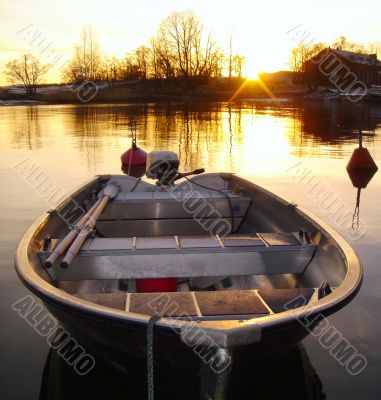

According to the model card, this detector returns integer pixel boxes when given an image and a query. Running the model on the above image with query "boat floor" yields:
[75,288,315,320]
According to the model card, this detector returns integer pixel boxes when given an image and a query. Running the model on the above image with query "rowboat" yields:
[15,151,362,399]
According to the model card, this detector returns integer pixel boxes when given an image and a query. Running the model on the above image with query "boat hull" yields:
[38,290,342,391]
[42,298,315,398]
[15,173,362,399]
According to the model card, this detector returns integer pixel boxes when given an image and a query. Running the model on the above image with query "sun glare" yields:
[246,71,260,81]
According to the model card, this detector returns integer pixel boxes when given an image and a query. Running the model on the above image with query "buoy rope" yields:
[147,314,161,400]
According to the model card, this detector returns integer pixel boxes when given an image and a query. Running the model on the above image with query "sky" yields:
[0,0,380,85]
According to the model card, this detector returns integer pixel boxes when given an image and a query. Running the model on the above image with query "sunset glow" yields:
[1,0,381,85]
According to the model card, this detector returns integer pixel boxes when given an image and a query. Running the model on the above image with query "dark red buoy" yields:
[346,147,378,173]
[347,167,377,189]
[346,129,378,175]
[346,130,378,233]
[121,122,147,178]
[121,144,147,177]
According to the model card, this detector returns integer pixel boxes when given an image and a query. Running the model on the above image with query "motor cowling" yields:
[145,150,180,185]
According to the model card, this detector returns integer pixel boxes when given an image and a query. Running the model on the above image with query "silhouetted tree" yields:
[4,54,50,95]
[63,27,101,83]
[228,34,233,79]
[288,42,326,74]
[209,50,225,77]
[232,54,245,78]
[332,36,367,53]
[152,11,216,79]
[227,34,245,79]
[134,46,151,78]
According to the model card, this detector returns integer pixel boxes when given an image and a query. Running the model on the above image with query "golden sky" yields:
[0,0,380,85]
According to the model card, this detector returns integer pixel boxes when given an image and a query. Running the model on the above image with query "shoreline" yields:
[1,80,380,106]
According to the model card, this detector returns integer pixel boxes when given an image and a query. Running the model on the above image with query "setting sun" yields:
[1,0,381,85]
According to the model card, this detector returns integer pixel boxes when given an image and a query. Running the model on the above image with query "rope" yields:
[147,314,161,400]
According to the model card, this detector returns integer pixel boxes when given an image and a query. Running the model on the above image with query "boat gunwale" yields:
[14,173,363,346]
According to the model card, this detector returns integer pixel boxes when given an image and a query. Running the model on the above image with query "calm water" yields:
[0,101,380,399]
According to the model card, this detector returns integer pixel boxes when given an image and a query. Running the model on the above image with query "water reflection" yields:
[2,101,381,175]
[346,130,379,231]
[9,106,42,150]
[1,101,380,400]
[39,344,324,400]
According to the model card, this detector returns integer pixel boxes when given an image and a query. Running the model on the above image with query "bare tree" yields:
[118,53,140,80]
[332,36,367,53]
[63,27,101,83]
[4,54,50,95]
[228,34,233,79]
[209,50,225,78]
[367,41,381,59]
[99,55,113,87]
[288,42,326,74]
[232,54,245,78]
[226,34,245,78]
[134,46,151,78]
[153,11,216,79]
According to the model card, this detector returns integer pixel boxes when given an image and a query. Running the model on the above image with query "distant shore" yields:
[1,78,380,106]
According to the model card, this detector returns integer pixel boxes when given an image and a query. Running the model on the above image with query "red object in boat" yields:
[136,278,178,293]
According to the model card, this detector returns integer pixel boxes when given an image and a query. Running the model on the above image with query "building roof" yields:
[331,48,381,66]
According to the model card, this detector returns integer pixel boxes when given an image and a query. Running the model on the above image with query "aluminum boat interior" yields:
[32,173,356,322]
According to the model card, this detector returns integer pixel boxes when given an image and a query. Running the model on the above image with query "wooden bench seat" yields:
[75,288,315,320]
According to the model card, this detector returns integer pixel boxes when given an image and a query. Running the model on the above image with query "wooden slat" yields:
[179,236,221,248]
[258,288,314,313]
[135,236,177,250]
[75,293,127,311]
[195,290,269,316]
[129,292,197,317]
[73,288,316,317]
[258,233,300,246]
[222,235,265,247]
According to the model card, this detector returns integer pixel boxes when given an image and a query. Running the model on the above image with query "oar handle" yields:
[60,196,110,268]
[44,198,102,268]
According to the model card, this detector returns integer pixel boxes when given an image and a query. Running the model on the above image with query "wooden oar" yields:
[60,183,120,269]
[44,198,102,268]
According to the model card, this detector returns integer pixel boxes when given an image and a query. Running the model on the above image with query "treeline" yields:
[288,35,381,74]
[63,11,245,85]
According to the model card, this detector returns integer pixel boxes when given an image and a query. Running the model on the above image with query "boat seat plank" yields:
[73,288,315,318]
[87,238,133,251]
[222,236,266,247]
[75,293,127,311]
[258,288,314,313]
[129,292,197,317]
[179,236,221,248]
[258,233,301,246]
[136,236,178,250]
[195,290,269,316]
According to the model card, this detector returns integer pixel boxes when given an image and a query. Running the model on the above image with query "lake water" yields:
[0,101,380,399]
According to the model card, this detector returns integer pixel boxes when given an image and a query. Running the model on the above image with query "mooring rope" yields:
[147,314,161,400]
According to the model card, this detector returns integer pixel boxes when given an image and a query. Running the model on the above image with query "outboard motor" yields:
[145,150,205,186]
[145,150,180,185]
